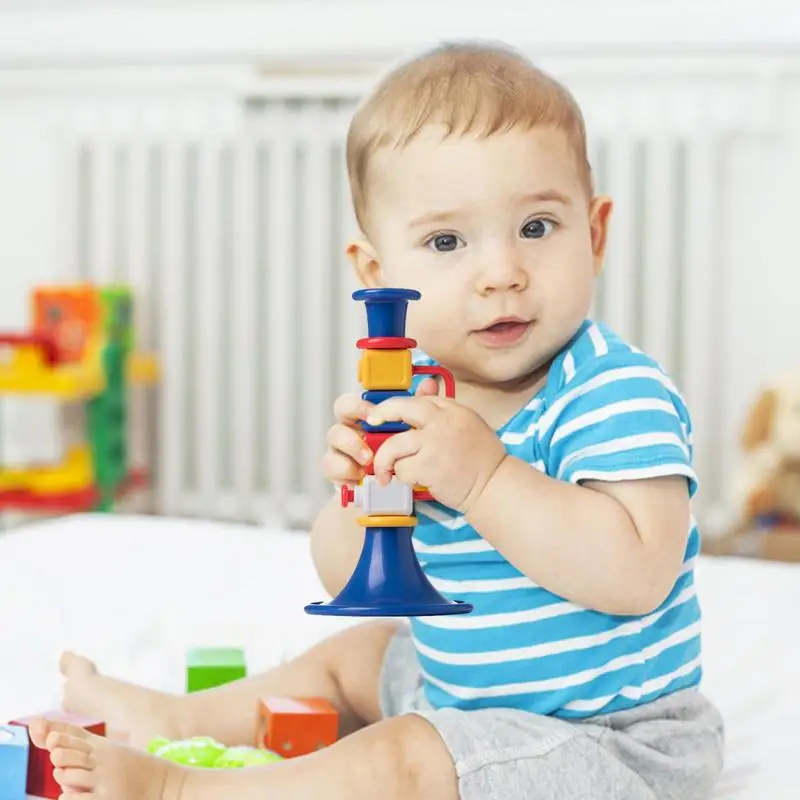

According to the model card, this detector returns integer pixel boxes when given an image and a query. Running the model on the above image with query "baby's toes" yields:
[46,726,92,752]
[48,732,97,791]
[51,743,95,770]
[53,764,95,791]
[28,717,50,748]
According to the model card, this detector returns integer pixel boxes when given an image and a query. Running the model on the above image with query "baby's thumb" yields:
[415,378,439,397]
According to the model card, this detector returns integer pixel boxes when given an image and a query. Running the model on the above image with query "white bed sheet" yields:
[0,513,797,798]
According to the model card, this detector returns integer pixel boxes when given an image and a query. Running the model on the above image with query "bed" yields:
[0,513,796,798]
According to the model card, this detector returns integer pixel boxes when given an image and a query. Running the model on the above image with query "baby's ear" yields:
[346,237,382,288]
[589,195,613,276]
[741,389,777,450]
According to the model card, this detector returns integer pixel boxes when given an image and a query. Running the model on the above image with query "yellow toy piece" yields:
[128,353,159,385]
[0,445,93,494]
[0,336,104,398]
[357,514,418,528]
[357,349,412,390]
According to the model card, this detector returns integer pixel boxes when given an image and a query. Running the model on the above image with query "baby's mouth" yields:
[475,318,532,346]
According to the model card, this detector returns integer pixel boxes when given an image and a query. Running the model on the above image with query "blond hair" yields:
[346,41,593,231]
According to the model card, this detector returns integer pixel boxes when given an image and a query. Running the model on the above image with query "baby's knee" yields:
[320,621,404,720]
[368,714,459,799]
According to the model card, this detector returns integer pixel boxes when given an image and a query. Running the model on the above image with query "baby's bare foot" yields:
[60,651,105,719]
[60,651,183,748]
[60,650,97,679]
[30,717,185,800]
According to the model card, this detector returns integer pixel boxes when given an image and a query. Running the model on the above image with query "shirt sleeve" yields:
[410,348,438,394]
[538,350,698,496]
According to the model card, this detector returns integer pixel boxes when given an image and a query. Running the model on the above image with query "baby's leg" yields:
[32,710,459,800]
[61,652,181,746]
[405,690,723,800]
[62,620,399,748]
[178,619,399,745]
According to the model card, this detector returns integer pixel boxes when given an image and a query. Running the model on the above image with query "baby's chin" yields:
[450,353,552,392]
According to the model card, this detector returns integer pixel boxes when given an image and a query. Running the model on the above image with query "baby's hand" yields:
[321,393,375,485]
[321,381,441,486]
[365,386,507,512]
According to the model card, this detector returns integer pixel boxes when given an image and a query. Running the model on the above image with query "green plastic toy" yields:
[147,736,282,769]
[186,647,247,693]
[147,736,226,767]
[215,747,283,768]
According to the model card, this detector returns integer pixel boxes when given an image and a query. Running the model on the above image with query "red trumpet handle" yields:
[412,365,455,398]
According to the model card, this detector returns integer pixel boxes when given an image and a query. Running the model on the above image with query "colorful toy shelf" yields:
[0,283,159,514]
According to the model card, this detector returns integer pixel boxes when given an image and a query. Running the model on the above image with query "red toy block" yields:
[362,431,393,475]
[10,711,105,798]
[257,697,338,758]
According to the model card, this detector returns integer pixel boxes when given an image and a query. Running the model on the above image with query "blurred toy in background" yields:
[0,282,158,514]
[734,375,800,530]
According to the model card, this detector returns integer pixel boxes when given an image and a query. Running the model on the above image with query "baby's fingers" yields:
[320,451,365,484]
[326,424,373,466]
[415,377,440,397]
[333,393,374,426]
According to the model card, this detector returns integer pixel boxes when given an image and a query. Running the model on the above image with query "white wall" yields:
[721,126,800,492]
[0,0,797,527]
[1,1,800,68]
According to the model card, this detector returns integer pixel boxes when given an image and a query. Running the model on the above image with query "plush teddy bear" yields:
[735,376,800,527]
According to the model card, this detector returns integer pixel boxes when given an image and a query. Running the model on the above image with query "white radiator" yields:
[52,64,769,528]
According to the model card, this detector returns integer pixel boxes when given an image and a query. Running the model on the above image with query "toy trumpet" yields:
[305,288,472,616]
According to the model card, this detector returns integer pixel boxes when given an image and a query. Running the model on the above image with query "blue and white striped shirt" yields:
[411,319,702,719]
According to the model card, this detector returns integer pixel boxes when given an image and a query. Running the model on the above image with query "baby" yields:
[31,41,724,800]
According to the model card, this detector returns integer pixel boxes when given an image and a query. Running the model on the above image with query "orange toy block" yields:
[10,710,106,799]
[32,284,102,363]
[258,697,338,758]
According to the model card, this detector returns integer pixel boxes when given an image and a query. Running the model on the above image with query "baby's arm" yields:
[466,467,689,615]
[310,494,366,598]
[466,353,695,616]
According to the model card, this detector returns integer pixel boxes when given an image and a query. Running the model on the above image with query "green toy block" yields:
[186,647,247,693]
[99,285,134,351]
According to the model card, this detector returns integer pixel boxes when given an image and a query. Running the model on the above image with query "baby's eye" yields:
[425,233,464,252]
[520,218,557,239]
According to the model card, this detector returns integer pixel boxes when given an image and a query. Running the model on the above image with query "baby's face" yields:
[356,126,611,387]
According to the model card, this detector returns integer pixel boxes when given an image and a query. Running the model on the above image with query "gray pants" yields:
[380,625,724,800]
